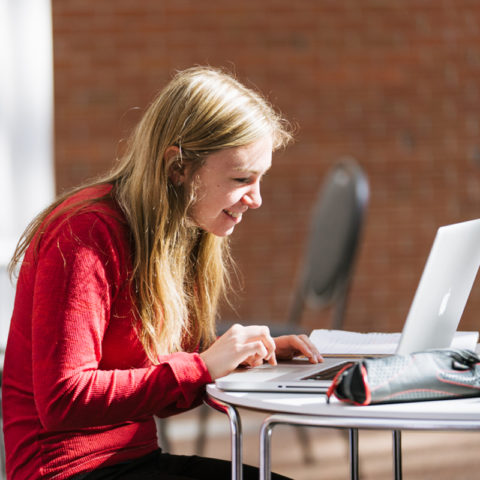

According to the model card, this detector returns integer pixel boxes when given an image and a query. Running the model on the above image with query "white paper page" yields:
[451,331,480,350]
[309,329,479,355]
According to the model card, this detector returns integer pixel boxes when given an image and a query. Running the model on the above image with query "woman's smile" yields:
[184,136,273,236]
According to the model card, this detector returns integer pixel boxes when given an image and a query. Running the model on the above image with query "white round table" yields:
[206,384,480,480]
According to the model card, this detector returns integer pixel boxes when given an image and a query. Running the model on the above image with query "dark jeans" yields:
[70,449,291,480]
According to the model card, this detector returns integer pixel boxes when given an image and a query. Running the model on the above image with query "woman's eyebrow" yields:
[232,164,272,175]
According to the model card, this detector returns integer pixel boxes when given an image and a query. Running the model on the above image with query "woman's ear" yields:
[164,146,185,186]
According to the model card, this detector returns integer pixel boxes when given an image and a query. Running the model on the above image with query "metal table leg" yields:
[204,396,243,480]
[349,428,359,480]
[260,418,274,480]
[393,429,402,480]
[260,416,360,480]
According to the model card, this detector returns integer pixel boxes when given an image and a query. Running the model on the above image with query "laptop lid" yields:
[216,219,480,393]
[396,218,480,354]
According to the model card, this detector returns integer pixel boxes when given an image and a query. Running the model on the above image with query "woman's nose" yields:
[241,183,262,209]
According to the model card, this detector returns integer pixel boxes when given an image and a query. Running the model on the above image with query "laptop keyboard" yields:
[302,361,352,381]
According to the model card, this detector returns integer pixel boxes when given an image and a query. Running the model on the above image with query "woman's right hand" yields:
[199,324,277,380]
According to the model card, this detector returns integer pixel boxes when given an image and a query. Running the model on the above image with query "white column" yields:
[0,0,54,348]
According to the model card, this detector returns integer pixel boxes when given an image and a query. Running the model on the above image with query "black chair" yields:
[286,157,369,332]
[158,158,370,458]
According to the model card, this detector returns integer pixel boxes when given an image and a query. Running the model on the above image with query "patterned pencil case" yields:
[326,349,480,405]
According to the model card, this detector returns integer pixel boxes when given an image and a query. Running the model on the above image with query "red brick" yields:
[51,0,480,334]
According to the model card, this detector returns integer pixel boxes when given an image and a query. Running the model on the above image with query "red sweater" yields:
[2,185,212,479]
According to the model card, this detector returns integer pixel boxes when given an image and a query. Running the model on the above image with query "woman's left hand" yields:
[274,334,323,364]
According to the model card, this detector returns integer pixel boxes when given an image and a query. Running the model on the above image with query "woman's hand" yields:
[274,334,323,364]
[200,324,277,380]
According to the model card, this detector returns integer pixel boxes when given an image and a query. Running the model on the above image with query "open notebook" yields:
[216,218,480,393]
[308,329,479,357]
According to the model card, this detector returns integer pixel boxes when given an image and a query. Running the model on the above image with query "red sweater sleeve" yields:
[31,211,212,431]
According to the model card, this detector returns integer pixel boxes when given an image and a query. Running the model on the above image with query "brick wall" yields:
[52,0,480,334]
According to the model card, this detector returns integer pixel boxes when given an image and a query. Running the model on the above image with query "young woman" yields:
[3,66,322,479]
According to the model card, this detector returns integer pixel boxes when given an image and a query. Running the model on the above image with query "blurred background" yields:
[50,0,480,333]
[3,0,480,350]
[3,1,480,479]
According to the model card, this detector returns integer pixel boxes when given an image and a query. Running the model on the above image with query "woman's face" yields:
[185,136,273,237]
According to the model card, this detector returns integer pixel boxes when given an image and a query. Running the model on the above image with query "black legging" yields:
[70,449,292,480]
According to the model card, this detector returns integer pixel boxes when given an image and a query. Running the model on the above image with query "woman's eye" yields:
[234,177,251,184]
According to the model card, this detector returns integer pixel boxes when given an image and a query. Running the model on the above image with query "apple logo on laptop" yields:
[438,288,452,316]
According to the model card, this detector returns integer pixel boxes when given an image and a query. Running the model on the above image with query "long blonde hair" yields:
[10,66,293,362]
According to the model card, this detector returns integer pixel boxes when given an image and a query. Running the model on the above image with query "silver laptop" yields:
[215,218,480,393]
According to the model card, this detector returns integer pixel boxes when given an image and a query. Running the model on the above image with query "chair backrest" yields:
[288,158,369,330]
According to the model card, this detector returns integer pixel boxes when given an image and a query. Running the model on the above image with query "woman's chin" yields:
[213,227,235,237]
